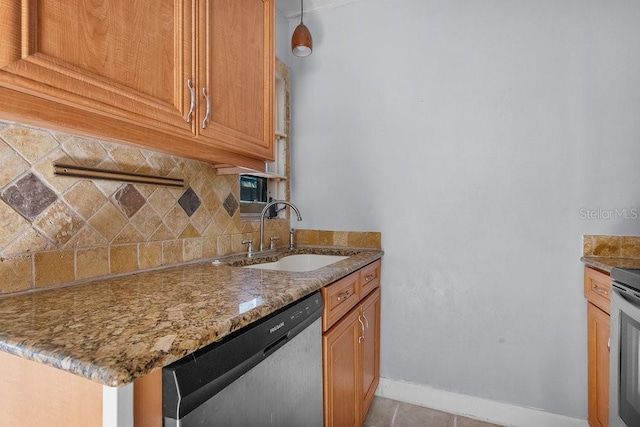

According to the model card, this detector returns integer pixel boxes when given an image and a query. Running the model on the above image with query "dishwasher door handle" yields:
[264,334,290,357]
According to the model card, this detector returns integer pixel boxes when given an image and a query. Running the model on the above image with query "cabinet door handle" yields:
[336,290,351,302]
[364,274,375,283]
[201,87,211,129]
[592,284,609,296]
[186,79,195,123]
[358,315,365,344]
[362,312,369,332]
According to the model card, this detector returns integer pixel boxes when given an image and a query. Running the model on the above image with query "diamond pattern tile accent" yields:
[1,173,58,220]
[115,184,146,218]
[164,206,190,237]
[146,153,177,176]
[189,206,211,234]
[0,200,30,248]
[93,158,122,197]
[189,171,209,197]
[0,140,30,188]
[178,187,201,217]
[63,224,108,249]
[113,223,145,244]
[88,203,129,242]
[31,148,76,193]
[179,224,200,238]
[62,136,107,167]
[0,125,58,164]
[33,200,84,247]
[3,227,51,255]
[109,146,146,172]
[64,181,107,220]
[131,204,163,239]
[223,193,239,217]
[0,119,288,294]
[176,158,202,182]
[148,188,176,217]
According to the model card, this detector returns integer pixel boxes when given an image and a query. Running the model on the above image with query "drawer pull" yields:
[336,290,352,302]
[592,284,609,296]
[364,274,375,283]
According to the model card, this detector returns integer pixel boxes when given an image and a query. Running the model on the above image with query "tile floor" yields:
[364,397,504,427]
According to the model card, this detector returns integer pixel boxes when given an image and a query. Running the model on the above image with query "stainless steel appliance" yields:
[163,291,324,427]
[609,268,640,427]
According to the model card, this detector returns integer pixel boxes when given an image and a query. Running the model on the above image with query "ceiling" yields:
[276,0,357,19]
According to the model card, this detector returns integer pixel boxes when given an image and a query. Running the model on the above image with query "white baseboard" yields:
[376,378,588,427]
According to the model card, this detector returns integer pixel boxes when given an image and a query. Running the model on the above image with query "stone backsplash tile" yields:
[115,184,146,218]
[76,247,109,280]
[178,187,201,217]
[0,119,291,295]
[0,256,32,294]
[0,140,30,188]
[583,235,640,258]
[0,199,29,248]
[1,172,58,220]
[620,236,640,258]
[34,250,74,288]
[295,229,382,249]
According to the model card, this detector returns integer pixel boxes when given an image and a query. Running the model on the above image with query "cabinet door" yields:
[361,288,381,419]
[587,302,609,427]
[198,0,274,160]
[0,0,193,134]
[323,308,361,427]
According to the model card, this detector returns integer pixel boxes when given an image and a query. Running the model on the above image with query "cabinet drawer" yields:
[322,272,360,332]
[359,260,381,298]
[584,267,611,315]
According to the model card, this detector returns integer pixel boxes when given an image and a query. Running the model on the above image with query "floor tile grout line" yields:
[389,401,400,427]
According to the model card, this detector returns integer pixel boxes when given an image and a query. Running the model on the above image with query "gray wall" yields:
[286,0,640,419]
[275,8,292,68]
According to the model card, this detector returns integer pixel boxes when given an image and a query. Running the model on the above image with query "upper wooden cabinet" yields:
[0,0,193,135]
[0,0,274,168]
[198,0,274,159]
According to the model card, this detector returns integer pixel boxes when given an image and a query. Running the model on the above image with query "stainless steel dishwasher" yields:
[162,291,323,427]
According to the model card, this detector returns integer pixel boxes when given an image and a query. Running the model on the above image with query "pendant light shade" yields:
[292,0,312,57]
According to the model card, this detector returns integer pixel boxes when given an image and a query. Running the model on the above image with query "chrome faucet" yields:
[241,239,253,258]
[259,200,302,251]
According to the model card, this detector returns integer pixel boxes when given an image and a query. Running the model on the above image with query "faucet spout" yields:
[259,200,302,251]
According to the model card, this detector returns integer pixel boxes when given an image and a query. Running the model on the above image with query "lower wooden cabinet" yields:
[0,350,103,426]
[323,305,361,427]
[322,260,381,427]
[134,369,163,427]
[361,289,381,419]
[587,302,610,427]
[584,267,611,427]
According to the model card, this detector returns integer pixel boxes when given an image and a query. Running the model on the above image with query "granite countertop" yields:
[0,247,382,387]
[581,256,640,273]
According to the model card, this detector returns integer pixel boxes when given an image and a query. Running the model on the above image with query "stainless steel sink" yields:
[243,254,349,272]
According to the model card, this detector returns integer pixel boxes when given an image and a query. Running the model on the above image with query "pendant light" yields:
[291,0,313,57]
